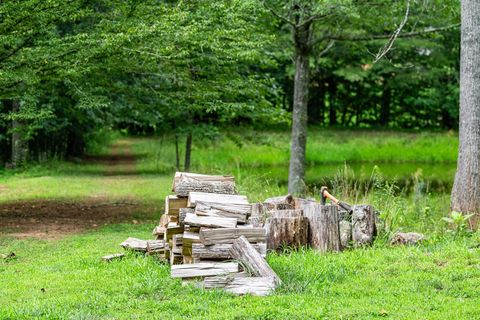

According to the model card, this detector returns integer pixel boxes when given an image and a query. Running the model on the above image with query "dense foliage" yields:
[0,0,460,166]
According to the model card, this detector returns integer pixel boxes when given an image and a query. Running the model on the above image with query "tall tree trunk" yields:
[288,23,311,195]
[11,100,27,168]
[451,0,480,229]
[184,132,192,172]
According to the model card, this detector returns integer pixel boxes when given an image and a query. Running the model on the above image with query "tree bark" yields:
[184,132,192,172]
[451,0,480,229]
[11,100,27,168]
[288,23,311,195]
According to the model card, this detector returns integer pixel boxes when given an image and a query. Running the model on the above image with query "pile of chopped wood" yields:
[115,171,379,296]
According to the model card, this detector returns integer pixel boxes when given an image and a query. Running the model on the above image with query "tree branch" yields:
[263,2,295,26]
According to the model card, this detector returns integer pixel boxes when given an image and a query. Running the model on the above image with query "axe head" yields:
[320,186,328,205]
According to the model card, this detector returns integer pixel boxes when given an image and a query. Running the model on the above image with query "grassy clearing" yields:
[1,225,479,319]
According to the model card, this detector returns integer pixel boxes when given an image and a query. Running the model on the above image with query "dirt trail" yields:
[0,140,149,239]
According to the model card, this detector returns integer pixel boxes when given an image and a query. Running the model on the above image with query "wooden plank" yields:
[188,192,248,208]
[352,205,377,246]
[199,227,266,245]
[192,243,266,260]
[120,237,147,251]
[304,204,341,252]
[184,213,237,228]
[195,201,250,224]
[102,253,125,262]
[204,276,276,296]
[171,262,239,278]
[173,172,236,197]
[229,236,281,285]
[265,216,308,251]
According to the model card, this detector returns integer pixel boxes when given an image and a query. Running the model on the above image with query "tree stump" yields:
[303,204,341,252]
[352,205,376,246]
[265,216,308,251]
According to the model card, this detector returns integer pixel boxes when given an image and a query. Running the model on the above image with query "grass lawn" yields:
[1,129,479,319]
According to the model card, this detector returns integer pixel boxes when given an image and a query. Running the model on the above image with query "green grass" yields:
[1,226,479,319]
[1,129,475,319]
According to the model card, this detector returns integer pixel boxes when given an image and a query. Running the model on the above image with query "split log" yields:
[200,227,266,245]
[170,253,183,265]
[303,204,341,252]
[159,214,170,227]
[165,195,188,215]
[264,194,295,210]
[182,231,201,257]
[248,203,266,226]
[352,205,377,246]
[184,213,237,228]
[102,253,125,262]
[120,237,148,251]
[195,201,250,224]
[265,216,308,251]
[192,243,266,260]
[165,223,184,241]
[147,240,165,253]
[339,220,352,249]
[188,192,248,208]
[229,236,281,285]
[172,172,236,197]
[179,208,194,226]
[171,262,239,278]
[390,232,425,245]
[204,276,276,296]
[152,226,166,237]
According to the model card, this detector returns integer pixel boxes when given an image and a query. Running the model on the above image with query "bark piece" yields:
[303,204,341,252]
[200,227,266,245]
[265,216,308,251]
[195,201,250,224]
[184,213,237,228]
[173,172,236,197]
[192,243,266,260]
[339,220,352,249]
[204,275,276,296]
[390,232,425,245]
[229,236,281,285]
[352,205,377,246]
[188,192,248,207]
[102,253,125,262]
[171,262,239,278]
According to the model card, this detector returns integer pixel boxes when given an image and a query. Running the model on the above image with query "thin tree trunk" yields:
[328,79,337,126]
[451,0,480,229]
[11,100,27,168]
[175,134,180,171]
[288,23,311,195]
[380,82,391,126]
[184,132,192,172]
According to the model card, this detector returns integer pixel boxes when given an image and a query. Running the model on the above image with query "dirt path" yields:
[0,140,150,239]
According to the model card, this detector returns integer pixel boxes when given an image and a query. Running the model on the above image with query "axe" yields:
[320,186,353,214]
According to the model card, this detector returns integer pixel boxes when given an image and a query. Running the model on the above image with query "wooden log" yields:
[192,243,267,260]
[165,223,184,241]
[184,213,237,228]
[303,204,341,252]
[339,220,352,249]
[248,203,266,226]
[179,208,194,226]
[159,213,170,227]
[203,275,275,296]
[265,216,308,251]
[172,172,236,197]
[195,201,250,224]
[264,194,294,210]
[188,192,248,208]
[120,237,147,251]
[200,227,266,245]
[352,205,377,246]
[102,253,125,262]
[165,195,188,215]
[229,236,281,285]
[182,231,201,257]
[152,226,166,236]
[171,262,239,278]
[147,240,165,253]
[271,209,303,218]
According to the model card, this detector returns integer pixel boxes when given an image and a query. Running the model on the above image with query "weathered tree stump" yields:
[352,205,376,246]
[303,204,341,252]
[265,216,308,251]
[339,220,352,249]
